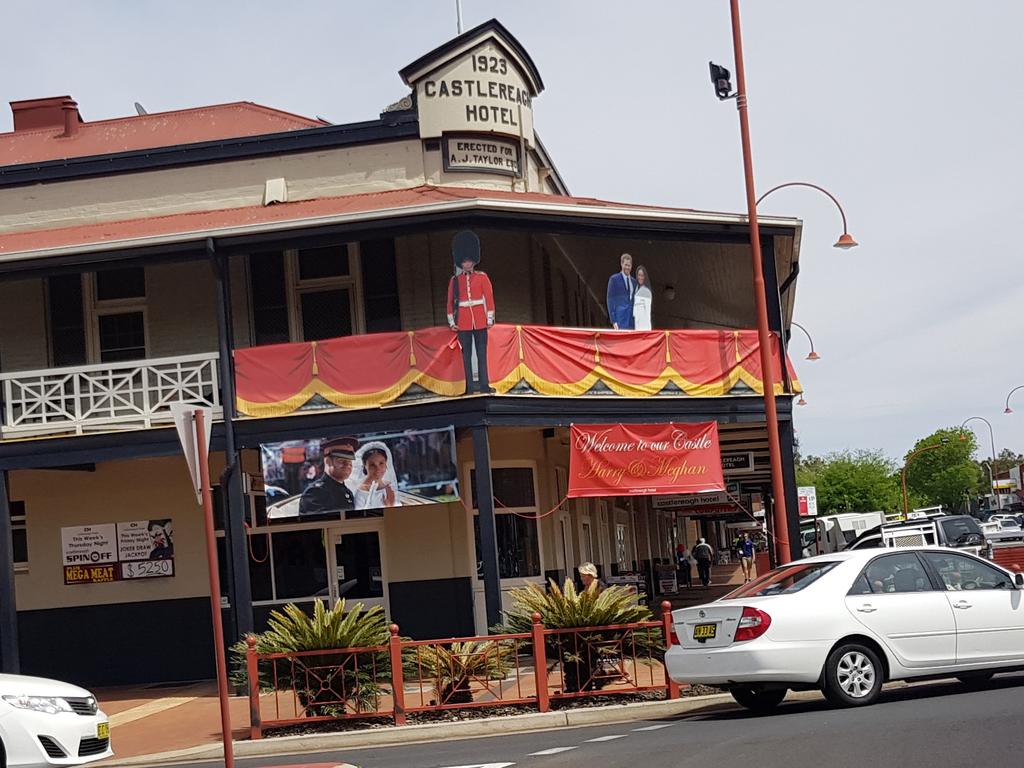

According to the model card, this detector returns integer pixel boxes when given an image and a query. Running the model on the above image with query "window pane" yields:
[474,515,540,579]
[725,562,839,599]
[96,267,146,301]
[13,530,27,564]
[360,239,401,333]
[98,312,146,362]
[863,553,931,593]
[298,246,350,280]
[923,552,1013,591]
[47,275,87,366]
[248,534,274,601]
[335,532,383,599]
[272,530,328,600]
[250,252,290,346]
[300,289,352,341]
[470,467,536,509]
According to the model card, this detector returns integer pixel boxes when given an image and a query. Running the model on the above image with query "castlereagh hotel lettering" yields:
[423,77,532,127]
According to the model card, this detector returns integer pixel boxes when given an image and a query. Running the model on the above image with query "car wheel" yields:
[729,686,787,713]
[956,672,994,687]
[822,643,883,707]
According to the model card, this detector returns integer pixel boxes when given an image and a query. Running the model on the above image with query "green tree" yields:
[904,428,982,512]
[796,450,902,515]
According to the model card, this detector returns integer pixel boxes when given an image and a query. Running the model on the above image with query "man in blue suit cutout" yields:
[606,252,637,330]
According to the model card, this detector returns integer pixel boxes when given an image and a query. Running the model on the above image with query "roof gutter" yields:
[0,197,802,263]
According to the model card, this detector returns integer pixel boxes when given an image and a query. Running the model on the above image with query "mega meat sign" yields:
[568,423,725,498]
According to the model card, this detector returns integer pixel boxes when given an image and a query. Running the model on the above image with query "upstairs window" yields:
[248,240,401,346]
[46,267,148,366]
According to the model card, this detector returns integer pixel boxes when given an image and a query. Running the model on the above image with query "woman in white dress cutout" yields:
[632,265,653,331]
[349,441,401,509]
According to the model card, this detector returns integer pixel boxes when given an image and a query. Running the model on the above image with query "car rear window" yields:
[939,517,983,544]
[722,561,839,599]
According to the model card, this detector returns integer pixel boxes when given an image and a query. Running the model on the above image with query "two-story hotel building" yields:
[0,20,805,686]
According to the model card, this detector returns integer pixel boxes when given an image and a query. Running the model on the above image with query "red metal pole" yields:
[195,409,235,768]
[246,637,261,740]
[531,612,549,713]
[388,624,407,725]
[730,0,791,565]
[660,601,680,699]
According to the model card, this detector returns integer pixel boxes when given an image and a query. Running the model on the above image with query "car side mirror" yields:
[1014,573,1024,589]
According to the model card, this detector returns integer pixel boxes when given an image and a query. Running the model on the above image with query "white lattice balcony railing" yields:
[0,352,222,437]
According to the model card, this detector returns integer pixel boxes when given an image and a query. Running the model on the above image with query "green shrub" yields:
[230,599,391,716]
[411,640,512,705]
[500,579,663,693]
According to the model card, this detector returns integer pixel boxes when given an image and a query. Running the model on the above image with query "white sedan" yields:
[666,547,1024,712]
[0,674,112,767]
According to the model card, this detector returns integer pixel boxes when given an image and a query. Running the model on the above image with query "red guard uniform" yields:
[446,270,495,330]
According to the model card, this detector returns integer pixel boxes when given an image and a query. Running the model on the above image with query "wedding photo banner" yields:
[568,422,725,498]
[259,426,459,523]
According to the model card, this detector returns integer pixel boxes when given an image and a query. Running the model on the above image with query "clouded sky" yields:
[3,1,1023,462]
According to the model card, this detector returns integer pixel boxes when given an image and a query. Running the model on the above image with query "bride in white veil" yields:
[348,441,401,509]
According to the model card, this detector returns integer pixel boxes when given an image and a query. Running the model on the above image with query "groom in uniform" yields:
[606,252,637,330]
[299,436,358,517]
[447,230,496,394]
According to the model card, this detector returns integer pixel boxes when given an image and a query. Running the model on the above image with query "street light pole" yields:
[1004,385,1024,414]
[729,0,791,564]
[790,322,820,361]
[961,416,1001,510]
[755,181,858,249]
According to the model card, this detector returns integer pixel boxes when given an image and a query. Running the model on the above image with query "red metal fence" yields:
[246,602,679,738]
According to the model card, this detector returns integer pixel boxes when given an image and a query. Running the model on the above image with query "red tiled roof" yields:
[0,185,733,257]
[0,102,326,166]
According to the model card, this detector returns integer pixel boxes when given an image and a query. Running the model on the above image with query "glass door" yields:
[329,527,386,612]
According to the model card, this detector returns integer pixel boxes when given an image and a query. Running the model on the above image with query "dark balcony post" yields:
[0,471,20,672]
[760,236,792,393]
[209,240,253,639]
[472,425,502,630]
[777,418,802,562]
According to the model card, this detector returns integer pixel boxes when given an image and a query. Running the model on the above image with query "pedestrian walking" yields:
[738,532,755,583]
[675,543,692,588]
[693,538,714,588]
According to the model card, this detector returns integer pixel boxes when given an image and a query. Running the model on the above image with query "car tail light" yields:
[734,607,771,642]
[669,625,680,645]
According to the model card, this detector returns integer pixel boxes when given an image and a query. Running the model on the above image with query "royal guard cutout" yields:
[446,230,496,394]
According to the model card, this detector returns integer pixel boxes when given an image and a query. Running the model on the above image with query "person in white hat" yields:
[578,562,605,593]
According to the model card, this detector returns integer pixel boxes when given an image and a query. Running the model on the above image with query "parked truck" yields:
[802,511,887,557]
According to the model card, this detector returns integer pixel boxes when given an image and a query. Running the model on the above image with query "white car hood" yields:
[0,673,92,698]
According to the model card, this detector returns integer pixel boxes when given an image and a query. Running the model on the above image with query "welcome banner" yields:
[568,423,725,498]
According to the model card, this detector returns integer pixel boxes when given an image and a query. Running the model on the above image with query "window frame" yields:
[919,549,1016,592]
[463,459,544,583]
[10,500,27,572]
[45,270,150,366]
[854,551,940,595]
[86,270,149,363]
[285,244,365,341]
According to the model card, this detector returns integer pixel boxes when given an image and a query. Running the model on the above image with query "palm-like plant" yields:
[230,599,391,716]
[411,640,512,705]
[501,579,662,693]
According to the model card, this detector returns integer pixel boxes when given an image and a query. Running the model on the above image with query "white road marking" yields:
[585,734,629,742]
[529,746,579,755]
[435,764,515,768]
[632,723,675,731]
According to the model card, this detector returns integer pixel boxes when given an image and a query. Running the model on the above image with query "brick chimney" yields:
[10,96,82,135]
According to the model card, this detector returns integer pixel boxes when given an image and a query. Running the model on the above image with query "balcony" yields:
[0,352,221,438]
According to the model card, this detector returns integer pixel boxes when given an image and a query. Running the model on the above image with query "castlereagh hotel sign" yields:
[400,20,545,171]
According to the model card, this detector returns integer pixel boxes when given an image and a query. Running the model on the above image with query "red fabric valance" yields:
[235,324,802,417]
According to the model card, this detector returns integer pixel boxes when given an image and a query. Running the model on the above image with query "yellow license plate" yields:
[97,722,109,740]
[693,623,717,640]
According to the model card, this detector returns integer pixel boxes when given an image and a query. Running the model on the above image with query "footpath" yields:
[95,563,746,767]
